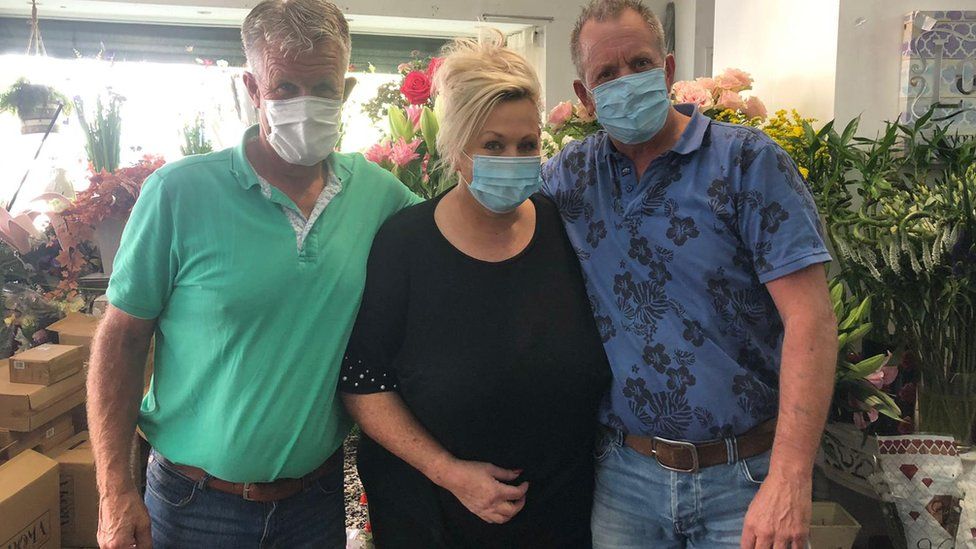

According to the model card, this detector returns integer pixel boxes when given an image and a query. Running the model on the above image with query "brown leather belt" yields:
[624,419,776,473]
[157,447,342,502]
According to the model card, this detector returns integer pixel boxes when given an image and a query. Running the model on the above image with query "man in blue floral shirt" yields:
[542,1,838,548]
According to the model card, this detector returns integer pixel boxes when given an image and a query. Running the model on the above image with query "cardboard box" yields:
[0,414,75,461]
[0,363,86,432]
[47,313,100,353]
[53,431,97,548]
[9,344,85,386]
[0,450,61,549]
[809,501,861,549]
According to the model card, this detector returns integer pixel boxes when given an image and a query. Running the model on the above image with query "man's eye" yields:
[636,59,651,68]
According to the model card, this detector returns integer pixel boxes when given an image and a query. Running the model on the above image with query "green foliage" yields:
[75,92,124,173]
[804,107,976,402]
[180,114,214,157]
[0,78,72,118]
[361,82,403,124]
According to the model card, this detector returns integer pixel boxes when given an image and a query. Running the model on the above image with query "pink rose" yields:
[401,71,432,105]
[695,77,717,93]
[389,138,421,167]
[715,68,753,92]
[364,140,393,164]
[716,90,746,112]
[425,57,444,79]
[405,104,423,129]
[547,101,573,129]
[671,80,714,110]
[742,96,767,119]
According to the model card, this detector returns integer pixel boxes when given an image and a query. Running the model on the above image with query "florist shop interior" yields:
[0,0,975,548]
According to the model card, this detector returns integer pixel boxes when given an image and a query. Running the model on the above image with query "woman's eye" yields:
[484,141,503,151]
[519,142,539,153]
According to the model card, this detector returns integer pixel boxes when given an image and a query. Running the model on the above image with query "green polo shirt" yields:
[107,126,420,482]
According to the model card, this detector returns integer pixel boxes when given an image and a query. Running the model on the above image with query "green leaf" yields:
[837,332,850,350]
[845,322,872,343]
[829,281,844,312]
[838,296,870,331]
[419,106,439,155]
[847,353,889,378]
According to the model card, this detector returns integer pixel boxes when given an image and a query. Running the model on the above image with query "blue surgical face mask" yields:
[466,155,543,214]
[590,68,670,145]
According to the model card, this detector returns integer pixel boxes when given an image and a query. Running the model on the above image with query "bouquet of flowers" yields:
[541,100,601,158]
[671,68,767,121]
[364,105,453,199]
[361,52,443,124]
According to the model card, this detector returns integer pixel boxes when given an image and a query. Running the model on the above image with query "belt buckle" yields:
[652,436,700,473]
[242,482,257,501]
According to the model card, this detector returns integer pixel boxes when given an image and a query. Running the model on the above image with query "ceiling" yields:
[0,0,533,38]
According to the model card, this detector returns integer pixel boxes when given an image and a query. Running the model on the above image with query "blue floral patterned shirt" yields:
[541,104,831,441]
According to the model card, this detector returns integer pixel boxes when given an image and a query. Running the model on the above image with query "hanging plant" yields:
[0,78,71,134]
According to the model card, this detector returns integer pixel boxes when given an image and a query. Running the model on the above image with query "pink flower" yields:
[695,77,717,93]
[742,96,767,119]
[547,101,573,129]
[405,104,423,130]
[672,80,714,110]
[389,138,421,167]
[716,90,747,112]
[364,140,393,164]
[425,57,444,79]
[715,68,753,92]
[397,62,412,74]
[864,355,896,389]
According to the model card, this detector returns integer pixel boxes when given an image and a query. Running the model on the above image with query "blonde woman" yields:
[339,35,610,549]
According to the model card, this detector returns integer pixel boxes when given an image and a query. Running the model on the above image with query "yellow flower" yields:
[799,166,810,179]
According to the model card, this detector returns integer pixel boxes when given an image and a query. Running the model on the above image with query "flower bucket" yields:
[870,435,963,549]
[20,103,60,134]
[809,502,861,549]
[918,376,976,447]
[94,216,125,276]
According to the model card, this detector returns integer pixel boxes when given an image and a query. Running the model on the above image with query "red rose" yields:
[425,57,444,79]
[401,70,432,105]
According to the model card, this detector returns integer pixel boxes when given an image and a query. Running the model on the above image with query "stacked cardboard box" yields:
[48,431,98,548]
[0,450,62,549]
[47,313,100,354]
[9,344,85,386]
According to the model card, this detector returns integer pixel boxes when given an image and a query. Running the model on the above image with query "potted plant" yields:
[180,114,214,157]
[0,78,71,134]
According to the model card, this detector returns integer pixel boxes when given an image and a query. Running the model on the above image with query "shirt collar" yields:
[230,124,352,190]
[599,102,710,160]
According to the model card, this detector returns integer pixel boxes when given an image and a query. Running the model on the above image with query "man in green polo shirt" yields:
[87,1,420,547]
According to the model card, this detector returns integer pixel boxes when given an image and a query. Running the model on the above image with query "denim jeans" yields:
[144,450,345,549]
[591,429,770,549]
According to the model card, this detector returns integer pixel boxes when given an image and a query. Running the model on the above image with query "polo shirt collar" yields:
[229,124,353,190]
[599,102,710,160]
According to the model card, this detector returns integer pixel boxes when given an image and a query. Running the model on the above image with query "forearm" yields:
[770,316,837,476]
[342,391,457,487]
[87,308,154,496]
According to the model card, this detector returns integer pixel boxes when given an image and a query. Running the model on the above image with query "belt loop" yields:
[196,473,211,491]
[725,435,739,465]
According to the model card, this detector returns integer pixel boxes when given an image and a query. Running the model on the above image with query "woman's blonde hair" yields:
[433,31,542,174]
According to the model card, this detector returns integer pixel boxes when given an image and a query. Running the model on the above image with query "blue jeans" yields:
[144,450,345,549]
[591,429,770,548]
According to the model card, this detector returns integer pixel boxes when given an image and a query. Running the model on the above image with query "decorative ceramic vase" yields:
[93,216,125,276]
[871,435,964,548]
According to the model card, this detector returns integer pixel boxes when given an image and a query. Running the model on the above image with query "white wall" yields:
[834,0,976,137]
[712,0,840,123]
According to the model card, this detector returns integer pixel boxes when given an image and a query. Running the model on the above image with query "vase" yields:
[819,422,881,499]
[870,435,964,549]
[93,216,125,276]
[918,377,976,447]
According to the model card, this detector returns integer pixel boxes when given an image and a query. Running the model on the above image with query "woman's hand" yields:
[439,459,529,524]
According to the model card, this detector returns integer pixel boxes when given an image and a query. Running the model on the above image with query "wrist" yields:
[425,453,460,490]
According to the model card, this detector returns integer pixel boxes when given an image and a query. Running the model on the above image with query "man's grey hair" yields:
[241,0,351,72]
[570,0,666,80]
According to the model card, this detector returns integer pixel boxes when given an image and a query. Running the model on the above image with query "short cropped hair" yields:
[570,0,666,80]
[433,31,542,174]
[241,0,351,72]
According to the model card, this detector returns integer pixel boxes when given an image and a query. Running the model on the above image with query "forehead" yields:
[578,11,661,66]
[259,41,347,82]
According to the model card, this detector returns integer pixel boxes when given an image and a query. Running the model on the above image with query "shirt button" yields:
[622,168,631,175]
[626,185,634,192]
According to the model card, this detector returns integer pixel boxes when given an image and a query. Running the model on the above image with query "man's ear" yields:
[342,76,358,103]
[573,80,595,117]
[665,53,676,92]
[243,71,261,110]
